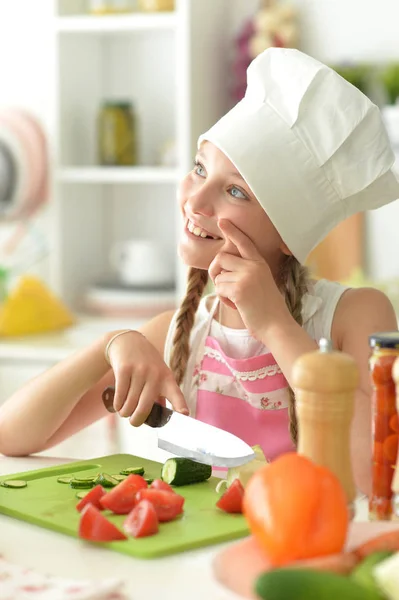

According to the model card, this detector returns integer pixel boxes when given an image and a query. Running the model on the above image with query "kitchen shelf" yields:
[55,13,177,33]
[57,166,180,184]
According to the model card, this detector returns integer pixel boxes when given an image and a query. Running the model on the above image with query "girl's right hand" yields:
[106,330,189,426]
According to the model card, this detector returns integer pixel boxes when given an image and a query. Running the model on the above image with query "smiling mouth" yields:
[186,219,221,240]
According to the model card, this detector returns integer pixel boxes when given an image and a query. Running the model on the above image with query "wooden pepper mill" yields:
[292,338,359,518]
[391,356,399,521]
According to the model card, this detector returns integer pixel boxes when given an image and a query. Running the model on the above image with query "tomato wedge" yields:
[76,485,106,512]
[150,479,174,493]
[100,474,147,514]
[135,488,185,522]
[124,499,159,538]
[78,504,126,542]
[216,479,244,513]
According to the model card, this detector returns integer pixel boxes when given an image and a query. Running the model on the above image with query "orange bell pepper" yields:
[243,452,349,567]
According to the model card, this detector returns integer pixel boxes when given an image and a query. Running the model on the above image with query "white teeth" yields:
[187,220,216,239]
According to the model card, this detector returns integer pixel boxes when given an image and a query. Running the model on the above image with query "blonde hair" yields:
[169,257,310,445]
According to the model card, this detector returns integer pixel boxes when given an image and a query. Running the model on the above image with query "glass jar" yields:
[97,101,137,166]
[369,332,399,520]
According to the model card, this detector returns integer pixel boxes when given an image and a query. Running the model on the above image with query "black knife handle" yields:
[102,386,173,428]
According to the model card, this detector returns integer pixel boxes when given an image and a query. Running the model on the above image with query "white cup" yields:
[110,239,174,287]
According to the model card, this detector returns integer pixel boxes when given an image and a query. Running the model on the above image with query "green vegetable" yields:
[119,466,145,476]
[144,478,154,485]
[161,457,212,486]
[57,476,73,484]
[93,473,118,488]
[111,474,126,482]
[1,479,27,488]
[373,551,399,599]
[75,490,89,500]
[69,479,94,489]
[351,550,393,599]
[255,569,381,600]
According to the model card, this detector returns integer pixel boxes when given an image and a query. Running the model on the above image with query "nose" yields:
[187,185,214,218]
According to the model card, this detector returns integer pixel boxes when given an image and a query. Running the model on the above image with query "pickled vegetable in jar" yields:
[369,332,399,521]
[97,101,137,166]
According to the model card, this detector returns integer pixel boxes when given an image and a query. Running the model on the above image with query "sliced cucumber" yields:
[161,458,212,486]
[1,479,27,488]
[120,466,145,476]
[57,476,73,484]
[94,473,118,488]
[76,490,89,500]
[144,478,154,485]
[111,474,126,482]
[73,475,98,483]
[70,479,94,489]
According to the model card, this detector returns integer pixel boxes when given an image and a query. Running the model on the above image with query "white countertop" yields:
[0,454,369,600]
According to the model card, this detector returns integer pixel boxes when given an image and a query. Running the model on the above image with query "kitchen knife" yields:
[102,386,255,468]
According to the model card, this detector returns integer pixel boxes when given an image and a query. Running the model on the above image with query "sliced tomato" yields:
[100,474,147,514]
[135,488,185,522]
[123,499,159,538]
[216,479,244,513]
[150,479,174,493]
[76,484,106,512]
[78,504,126,542]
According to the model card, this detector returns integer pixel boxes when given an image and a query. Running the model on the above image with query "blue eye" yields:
[230,186,247,199]
[194,162,206,177]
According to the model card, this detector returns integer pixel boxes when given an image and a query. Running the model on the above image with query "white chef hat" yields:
[198,48,399,263]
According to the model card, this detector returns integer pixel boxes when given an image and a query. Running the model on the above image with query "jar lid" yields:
[369,332,399,349]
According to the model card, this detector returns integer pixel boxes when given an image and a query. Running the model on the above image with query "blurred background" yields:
[0,0,398,458]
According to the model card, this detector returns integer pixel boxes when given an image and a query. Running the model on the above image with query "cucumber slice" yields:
[57,476,73,484]
[120,466,145,476]
[70,479,94,489]
[144,478,154,485]
[161,458,212,486]
[1,479,27,488]
[76,490,89,500]
[94,473,118,488]
[74,475,98,483]
[111,474,126,482]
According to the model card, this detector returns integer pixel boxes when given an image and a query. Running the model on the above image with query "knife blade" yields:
[102,386,255,468]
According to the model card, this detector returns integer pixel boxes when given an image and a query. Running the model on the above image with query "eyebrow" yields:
[196,151,246,181]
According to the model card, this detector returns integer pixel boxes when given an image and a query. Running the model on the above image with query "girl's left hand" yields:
[208,219,290,339]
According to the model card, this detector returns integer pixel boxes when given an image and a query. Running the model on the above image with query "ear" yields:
[280,241,292,256]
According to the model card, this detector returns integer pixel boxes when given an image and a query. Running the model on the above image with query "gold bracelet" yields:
[104,329,136,366]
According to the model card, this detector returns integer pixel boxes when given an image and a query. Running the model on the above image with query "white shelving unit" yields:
[51,0,254,314]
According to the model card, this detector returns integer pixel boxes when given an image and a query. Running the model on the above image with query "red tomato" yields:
[216,479,244,513]
[123,499,159,538]
[100,474,147,514]
[150,479,174,493]
[76,485,106,512]
[78,504,126,542]
[135,488,185,522]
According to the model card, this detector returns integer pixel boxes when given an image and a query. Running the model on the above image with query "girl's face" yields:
[178,142,287,273]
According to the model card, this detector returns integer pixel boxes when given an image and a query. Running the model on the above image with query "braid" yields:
[169,267,209,386]
[279,256,310,445]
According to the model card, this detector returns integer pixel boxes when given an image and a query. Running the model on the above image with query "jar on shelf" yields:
[97,101,137,167]
[138,0,174,12]
[369,332,399,521]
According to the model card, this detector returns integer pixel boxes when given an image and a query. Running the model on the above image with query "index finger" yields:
[218,219,261,261]
[162,377,189,415]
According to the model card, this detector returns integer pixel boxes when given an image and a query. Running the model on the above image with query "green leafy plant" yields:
[332,63,371,96]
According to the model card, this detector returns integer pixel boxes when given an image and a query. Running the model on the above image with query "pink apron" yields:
[189,299,296,463]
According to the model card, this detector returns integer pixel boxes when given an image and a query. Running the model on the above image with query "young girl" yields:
[0,49,398,495]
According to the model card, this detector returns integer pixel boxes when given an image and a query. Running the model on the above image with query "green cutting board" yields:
[0,453,249,558]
